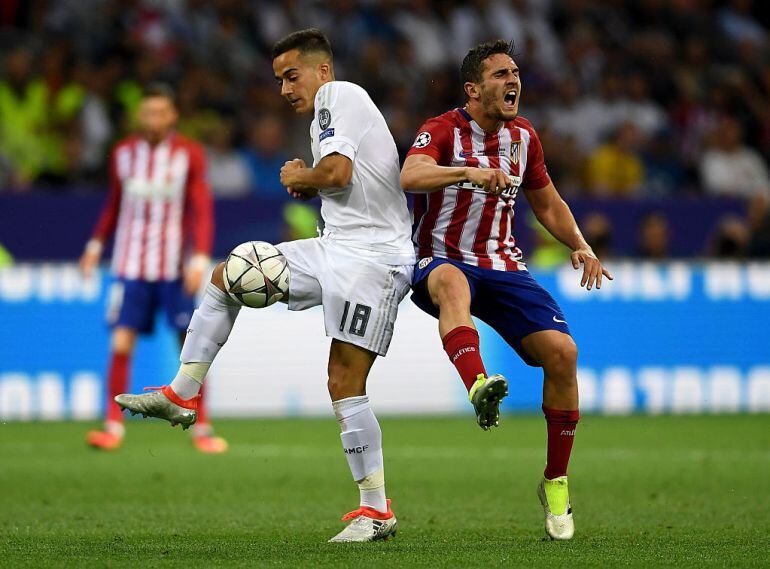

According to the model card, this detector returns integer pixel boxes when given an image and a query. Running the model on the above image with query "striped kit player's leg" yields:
[411,258,509,431]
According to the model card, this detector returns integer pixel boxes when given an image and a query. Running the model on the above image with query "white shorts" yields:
[275,238,412,356]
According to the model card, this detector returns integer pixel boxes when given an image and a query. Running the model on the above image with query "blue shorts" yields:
[411,257,571,367]
[106,278,195,334]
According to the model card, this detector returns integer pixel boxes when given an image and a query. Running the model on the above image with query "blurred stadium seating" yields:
[1,0,770,258]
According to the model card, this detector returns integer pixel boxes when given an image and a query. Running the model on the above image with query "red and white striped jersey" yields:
[91,133,213,281]
[407,108,550,271]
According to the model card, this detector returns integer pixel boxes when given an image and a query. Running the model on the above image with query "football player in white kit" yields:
[114,29,414,543]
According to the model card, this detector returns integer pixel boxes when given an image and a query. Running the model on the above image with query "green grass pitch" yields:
[1,415,769,567]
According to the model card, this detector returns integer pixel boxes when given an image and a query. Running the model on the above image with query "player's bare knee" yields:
[327,373,365,400]
[543,338,578,378]
[210,262,227,291]
[327,375,343,399]
[111,328,136,354]
[111,342,133,355]
[327,358,345,397]
[428,266,470,308]
[327,355,367,399]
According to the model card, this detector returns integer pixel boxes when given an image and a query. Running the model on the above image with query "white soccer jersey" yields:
[310,81,415,266]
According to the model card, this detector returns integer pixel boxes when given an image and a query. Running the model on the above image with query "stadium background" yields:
[2,2,770,567]
[1,0,769,418]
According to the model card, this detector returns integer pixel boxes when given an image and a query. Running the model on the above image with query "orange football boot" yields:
[86,429,123,450]
[191,424,228,454]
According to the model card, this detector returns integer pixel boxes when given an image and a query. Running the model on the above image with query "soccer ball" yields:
[223,241,290,308]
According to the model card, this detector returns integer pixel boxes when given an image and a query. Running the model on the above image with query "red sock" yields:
[442,326,487,391]
[543,405,580,479]
[105,353,130,423]
[196,381,209,426]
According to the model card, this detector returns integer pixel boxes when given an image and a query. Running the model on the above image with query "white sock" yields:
[169,283,241,399]
[169,367,207,400]
[104,420,125,438]
[333,395,387,513]
[358,469,386,512]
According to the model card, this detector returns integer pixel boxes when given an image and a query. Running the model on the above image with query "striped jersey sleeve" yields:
[406,117,454,165]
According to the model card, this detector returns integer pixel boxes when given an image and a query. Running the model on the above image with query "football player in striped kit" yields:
[400,40,613,540]
[79,84,227,454]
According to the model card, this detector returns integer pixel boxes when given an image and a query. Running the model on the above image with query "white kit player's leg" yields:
[170,283,241,398]
[116,240,319,429]
[329,395,397,543]
[333,395,387,511]
[114,282,241,428]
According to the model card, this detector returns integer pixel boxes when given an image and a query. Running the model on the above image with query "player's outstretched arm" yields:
[401,154,469,193]
[524,182,613,290]
[280,155,352,197]
[401,154,511,195]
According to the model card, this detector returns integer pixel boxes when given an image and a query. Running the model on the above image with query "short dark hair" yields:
[271,28,333,60]
[142,82,176,106]
[461,39,513,84]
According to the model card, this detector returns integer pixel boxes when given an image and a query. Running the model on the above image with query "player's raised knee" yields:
[427,264,471,306]
[210,262,226,291]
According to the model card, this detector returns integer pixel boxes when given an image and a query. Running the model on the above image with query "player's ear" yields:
[463,81,481,102]
[317,62,333,82]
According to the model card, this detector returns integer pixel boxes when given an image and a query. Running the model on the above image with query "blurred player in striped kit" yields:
[79,84,227,453]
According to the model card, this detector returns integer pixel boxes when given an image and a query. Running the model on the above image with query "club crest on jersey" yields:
[318,108,332,130]
[418,257,433,269]
[510,141,521,164]
[413,131,432,148]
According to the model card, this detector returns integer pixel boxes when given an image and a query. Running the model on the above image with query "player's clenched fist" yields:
[280,158,315,200]
[280,158,306,185]
[465,167,513,196]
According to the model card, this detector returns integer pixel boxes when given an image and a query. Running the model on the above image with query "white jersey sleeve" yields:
[308,81,415,266]
[313,82,374,163]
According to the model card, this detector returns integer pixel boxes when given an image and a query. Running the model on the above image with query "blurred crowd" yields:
[1,0,770,256]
